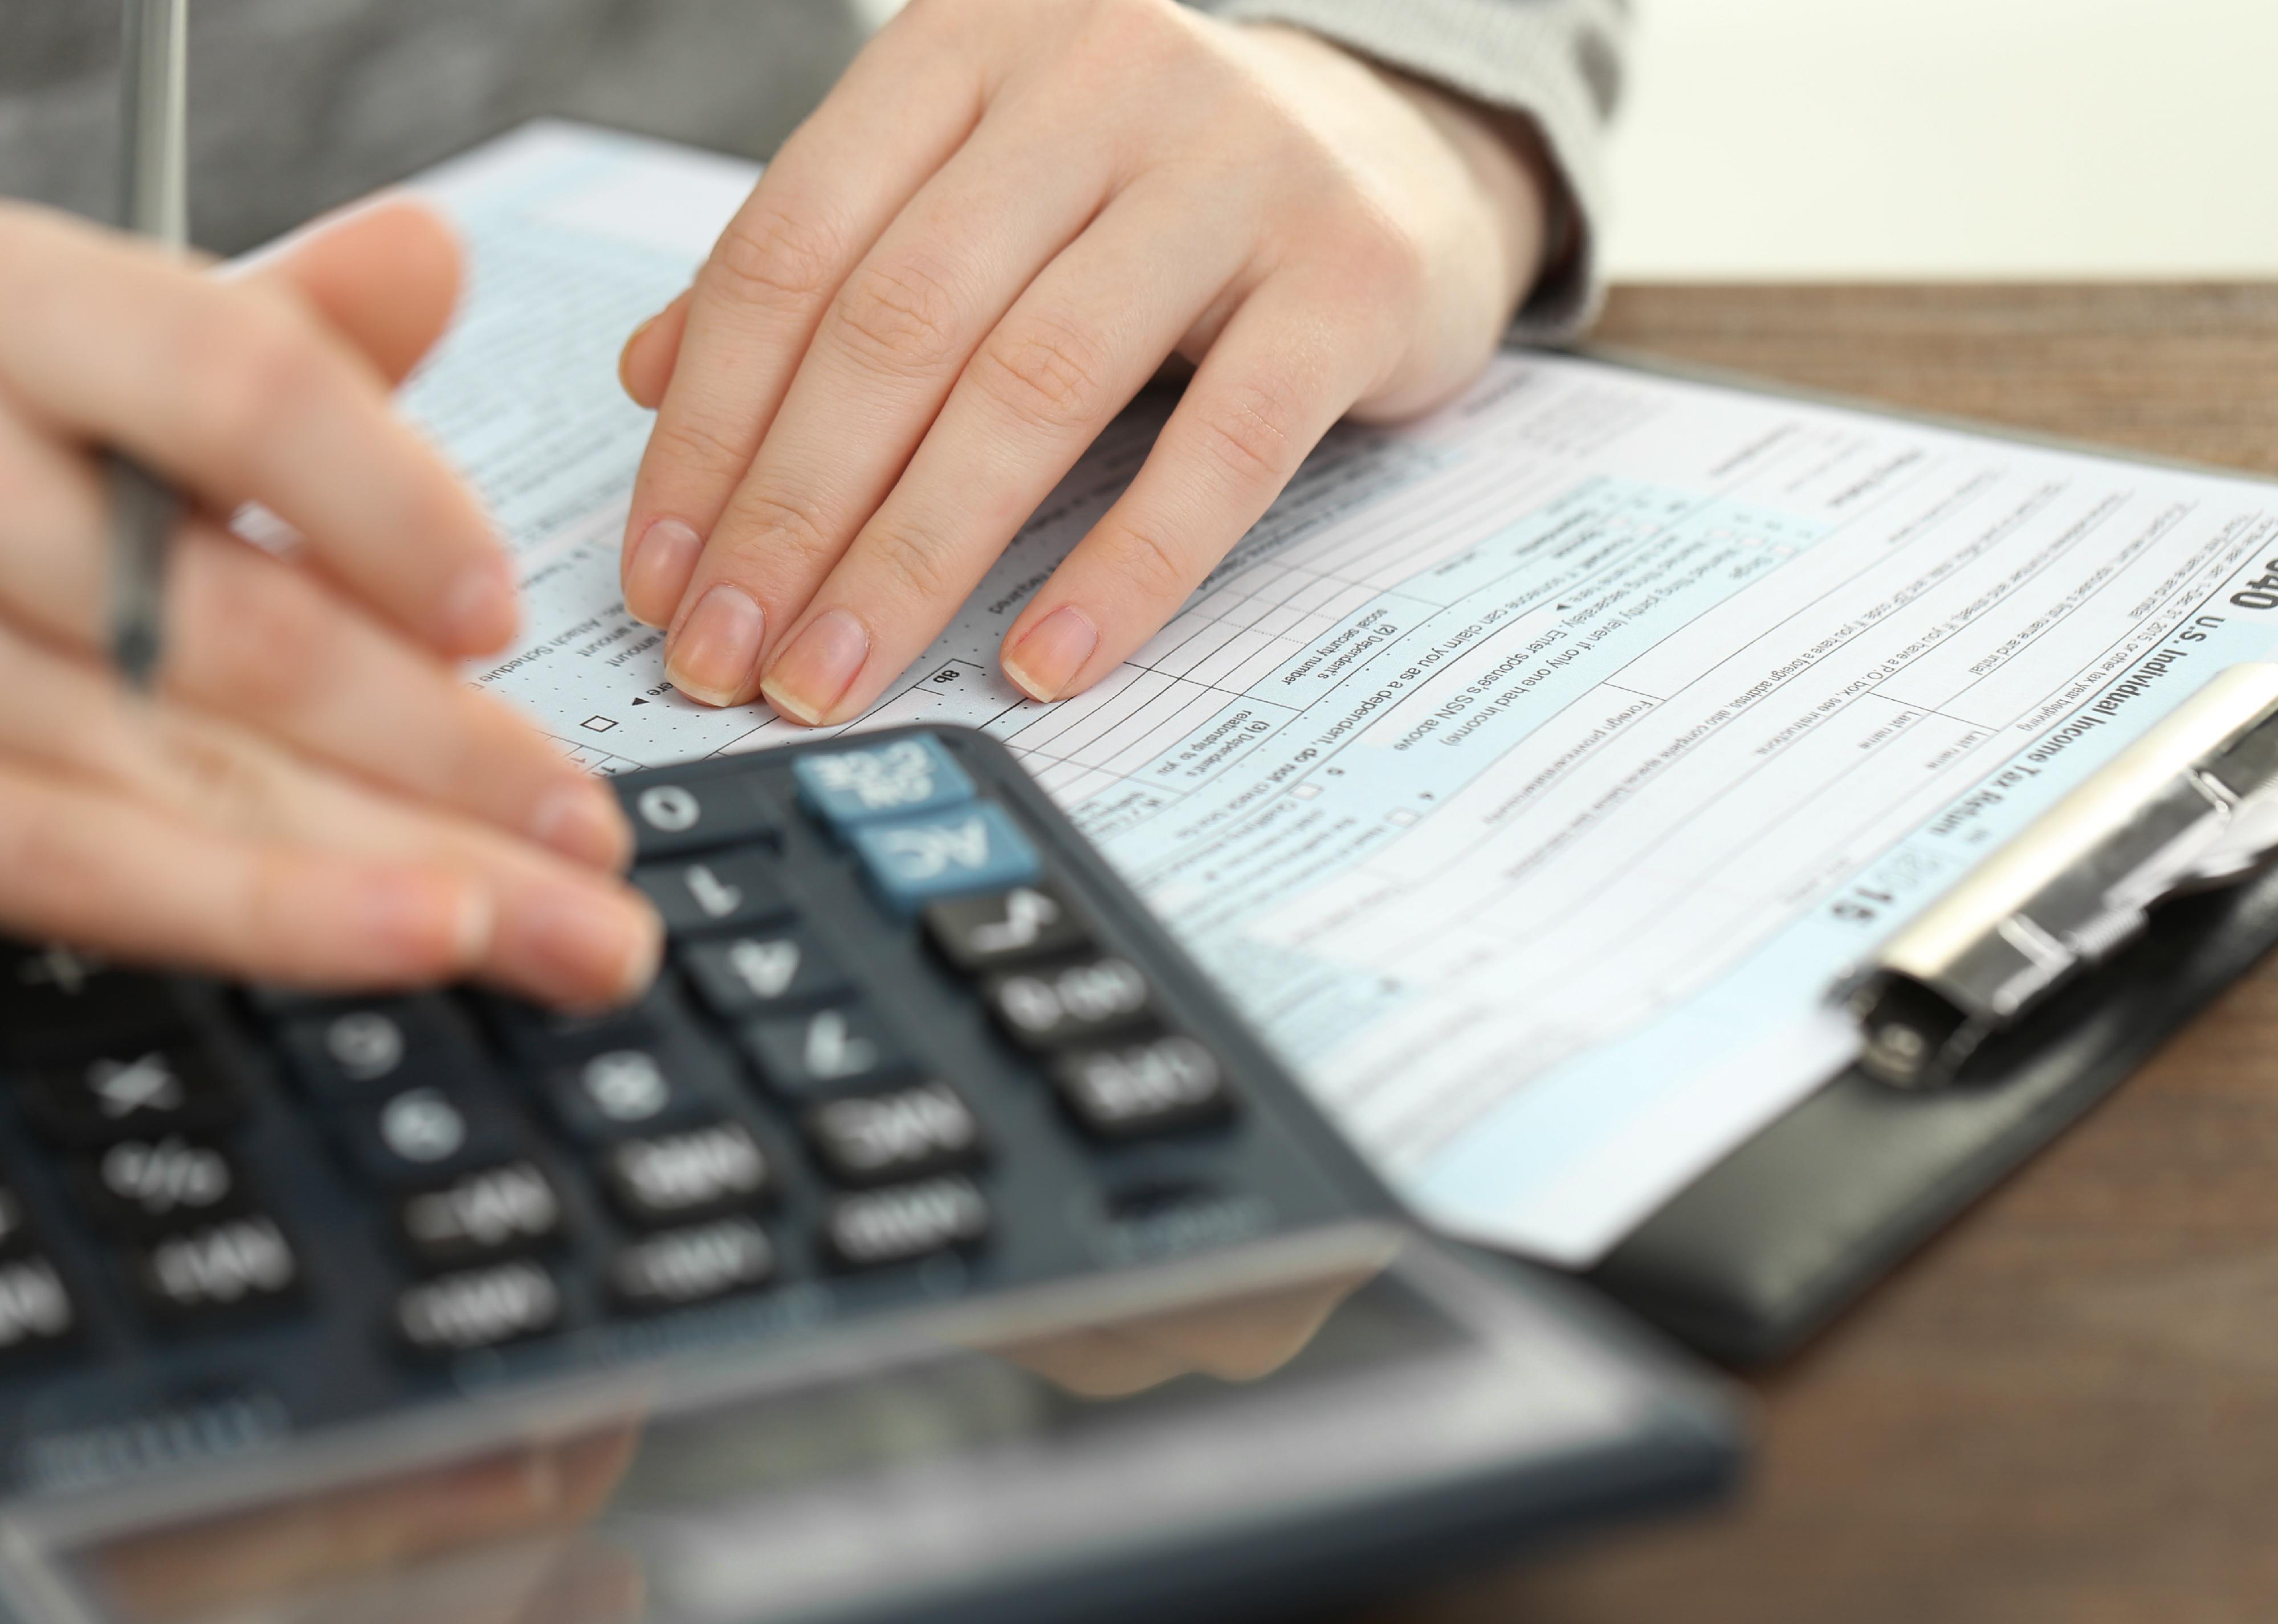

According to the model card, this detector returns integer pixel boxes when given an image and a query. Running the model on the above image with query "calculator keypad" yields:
[544,1047,710,1142]
[616,777,778,858]
[280,999,483,1100]
[922,883,1090,970]
[609,1218,775,1312]
[23,1043,243,1148]
[802,1082,987,1186]
[634,854,796,935]
[396,1260,561,1355]
[0,1257,76,1353]
[984,957,1155,1050]
[1050,1034,1237,1141]
[396,1162,564,1270]
[80,1137,244,1234]
[822,1176,991,1270]
[850,803,1042,914]
[0,729,1293,1426]
[681,929,850,1018]
[602,1121,773,1227]
[741,1005,907,1095]
[135,1214,300,1322]
[337,1086,517,1188]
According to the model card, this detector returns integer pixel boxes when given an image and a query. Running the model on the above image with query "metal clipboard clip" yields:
[1845,663,2278,1090]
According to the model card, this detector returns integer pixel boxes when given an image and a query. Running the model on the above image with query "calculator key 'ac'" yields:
[849,803,1041,915]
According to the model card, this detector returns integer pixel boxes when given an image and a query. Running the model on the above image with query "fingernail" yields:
[530,778,631,870]
[618,313,661,396]
[760,609,870,726]
[1003,605,1099,701]
[665,584,767,707]
[504,883,662,1009]
[623,518,704,627]
[358,869,493,980]
[442,557,519,651]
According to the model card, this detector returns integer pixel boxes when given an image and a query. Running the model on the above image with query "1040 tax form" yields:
[401,125,2278,1263]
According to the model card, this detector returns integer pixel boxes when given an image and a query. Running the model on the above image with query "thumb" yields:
[241,195,463,388]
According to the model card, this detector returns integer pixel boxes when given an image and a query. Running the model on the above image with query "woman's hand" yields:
[0,199,659,1005]
[617,0,1549,723]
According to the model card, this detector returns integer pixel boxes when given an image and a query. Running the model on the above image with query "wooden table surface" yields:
[1350,284,2278,1624]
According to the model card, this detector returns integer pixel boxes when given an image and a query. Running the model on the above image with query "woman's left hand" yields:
[616,0,1550,724]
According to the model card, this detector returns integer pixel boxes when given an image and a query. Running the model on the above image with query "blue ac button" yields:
[850,802,1043,915]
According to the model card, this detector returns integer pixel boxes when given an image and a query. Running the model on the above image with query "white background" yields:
[865,0,2278,280]
[1603,0,2278,278]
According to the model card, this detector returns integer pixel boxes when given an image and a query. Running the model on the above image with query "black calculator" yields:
[0,726,1737,1624]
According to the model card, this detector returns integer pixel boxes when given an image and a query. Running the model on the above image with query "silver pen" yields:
[107,0,189,689]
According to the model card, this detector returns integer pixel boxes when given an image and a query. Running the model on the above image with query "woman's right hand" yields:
[0,197,660,1006]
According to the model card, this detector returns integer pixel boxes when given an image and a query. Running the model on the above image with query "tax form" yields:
[405,124,2278,1263]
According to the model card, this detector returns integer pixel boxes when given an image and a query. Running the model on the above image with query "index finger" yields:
[0,203,514,656]
[618,5,989,627]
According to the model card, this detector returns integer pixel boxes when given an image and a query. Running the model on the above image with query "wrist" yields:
[1232,22,1552,328]
[1372,67,1555,323]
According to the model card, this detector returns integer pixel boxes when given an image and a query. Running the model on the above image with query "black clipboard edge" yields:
[1582,865,2278,1365]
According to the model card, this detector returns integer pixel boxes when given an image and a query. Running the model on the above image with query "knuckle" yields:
[153,723,289,833]
[649,408,757,479]
[831,256,965,376]
[719,488,837,578]
[864,523,957,604]
[199,296,328,462]
[0,794,100,928]
[180,554,331,719]
[1343,208,1429,309]
[1096,521,1191,606]
[703,202,842,311]
[970,313,1112,434]
[1192,374,1304,487]
[1074,0,1189,62]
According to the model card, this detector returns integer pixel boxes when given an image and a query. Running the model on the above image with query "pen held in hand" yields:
[109,0,189,693]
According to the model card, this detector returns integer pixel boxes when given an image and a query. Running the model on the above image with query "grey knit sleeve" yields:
[1188,0,1627,341]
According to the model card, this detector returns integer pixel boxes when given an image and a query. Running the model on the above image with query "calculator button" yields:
[633,854,795,936]
[1049,1034,1236,1140]
[0,1187,32,1259]
[740,1005,906,1096]
[850,803,1042,915]
[802,1082,987,1188]
[821,1176,991,1270]
[793,736,976,832]
[984,957,1154,1050]
[396,1161,564,1271]
[1,944,186,1055]
[80,1138,244,1234]
[922,883,1090,973]
[545,1047,711,1143]
[135,1215,300,1323]
[680,929,849,1019]
[20,1043,242,1148]
[0,1256,76,1353]
[279,998,483,1100]
[480,989,664,1063]
[608,1218,775,1313]
[395,1260,561,1356]
[601,1121,773,1227]
[617,776,777,860]
[337,1087,515,1187]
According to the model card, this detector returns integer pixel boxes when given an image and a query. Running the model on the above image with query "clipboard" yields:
[1582,663,2278,1364]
